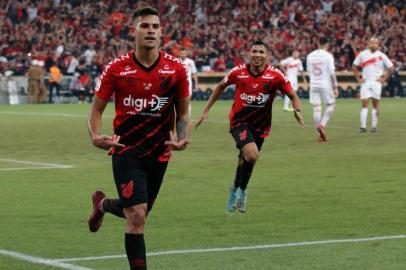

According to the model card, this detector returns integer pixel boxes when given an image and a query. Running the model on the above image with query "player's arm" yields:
[352,64,365,84]
[192,72,199,91]
[286,90,304,128]
[165,97,191,151]
[194,78,228,128]
[88,96,124,150]
[329,56,339,97]
[378,66,395,83]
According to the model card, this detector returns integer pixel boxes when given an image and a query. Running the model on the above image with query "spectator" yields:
[48,62,62,103]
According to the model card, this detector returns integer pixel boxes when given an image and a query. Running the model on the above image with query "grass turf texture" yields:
[0,98,405,270]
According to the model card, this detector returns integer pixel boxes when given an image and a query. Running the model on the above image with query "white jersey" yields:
[280,57,303,86]
[306,49,335,90]
[353,49,393,82]
[181,57,197,94]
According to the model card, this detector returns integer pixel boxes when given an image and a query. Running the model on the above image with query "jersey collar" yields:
[132,51,161,72]
[247,64,267,78]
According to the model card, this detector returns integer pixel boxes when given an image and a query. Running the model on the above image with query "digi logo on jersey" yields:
[240,93,270,106]
[123,94,169,113]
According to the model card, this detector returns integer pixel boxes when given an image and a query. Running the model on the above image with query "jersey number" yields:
[312,63,322,76]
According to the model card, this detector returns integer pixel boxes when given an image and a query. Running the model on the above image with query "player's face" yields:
[369,38,379,51]
[133,15,162,50]
[179,50,187,60]
[249,45,267,67]
[292,51,299,58]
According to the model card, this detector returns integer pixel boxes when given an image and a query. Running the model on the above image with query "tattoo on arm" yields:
[176,119,188,141]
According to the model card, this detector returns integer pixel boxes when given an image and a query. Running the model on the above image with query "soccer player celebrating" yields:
[87,7,190,270]
[195,40,304,213]
[352,37,394,132]
[306,37,338,142]
[280,50,307,111]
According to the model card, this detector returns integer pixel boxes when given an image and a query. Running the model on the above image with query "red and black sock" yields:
[239,160,254,190]
[125,233,147,270]
[102,198,125,218]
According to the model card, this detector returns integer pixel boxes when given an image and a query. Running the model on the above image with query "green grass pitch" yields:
[0,98,405,270]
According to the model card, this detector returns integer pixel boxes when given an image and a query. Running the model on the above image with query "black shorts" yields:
[112,155,168,211]
[230,125,264,151]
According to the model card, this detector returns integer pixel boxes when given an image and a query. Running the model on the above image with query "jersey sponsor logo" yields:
[119,68,137,76]
[158,68,176,74]
[123,94,169,112]
[163,53,182,64]
[262,75,275,79]
[240,92,270,106]
[100,53,130,80]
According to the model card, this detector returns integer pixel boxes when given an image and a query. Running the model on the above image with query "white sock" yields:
[360,108,368,128]
[283,95,290,109]
[371,108,378,128]
[313,105,322,127]
[188,104,192,118]
[320,104,335,127]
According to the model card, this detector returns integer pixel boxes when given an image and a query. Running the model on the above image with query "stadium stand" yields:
[0,0,404,103]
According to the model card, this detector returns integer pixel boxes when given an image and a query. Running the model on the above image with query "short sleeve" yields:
[276,72,293,94]
[223,69,238,87]
[328,54,335,74]
[298,60,304,71]
[95,65,115,101]
[280,58,288,66]
[382,53,394,69]
[190,60,197,74]
[353,52,362,66]
[175,64,190,98]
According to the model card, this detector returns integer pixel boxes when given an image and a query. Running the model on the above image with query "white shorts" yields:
[360,81,382,100]
[309,87,335,105]
[290,80,298,91]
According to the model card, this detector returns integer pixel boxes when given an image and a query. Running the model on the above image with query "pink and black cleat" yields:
[317,125,328,142]
[88,190,106,232]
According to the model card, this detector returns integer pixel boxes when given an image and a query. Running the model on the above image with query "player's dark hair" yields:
[251,40,268,50]
[133,6,159,20]
[319,36,331,45]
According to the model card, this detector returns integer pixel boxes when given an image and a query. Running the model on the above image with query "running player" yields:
[280,50,307,111]
[195,40,304,213]
[87,7,190,270]
[306,37,338,142]
[352,37,394,132]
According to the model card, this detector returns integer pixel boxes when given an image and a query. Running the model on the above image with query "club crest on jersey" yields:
[240,92,270,106]
[143,82,152,91]
[123,94,169,112]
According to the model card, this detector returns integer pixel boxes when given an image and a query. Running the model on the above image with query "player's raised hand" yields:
[164,131,191,150]
[294,109,305,128]
[194,111,208,129]
[92,134,125,150]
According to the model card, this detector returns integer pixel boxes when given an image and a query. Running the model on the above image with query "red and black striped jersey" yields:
[224,64,292,137]
[95,51,189,160]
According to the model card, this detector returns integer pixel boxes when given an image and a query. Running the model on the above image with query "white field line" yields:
[0,111,113,119]
[0,248,93,270]
[0,159,73,171]
[53,234,406,263]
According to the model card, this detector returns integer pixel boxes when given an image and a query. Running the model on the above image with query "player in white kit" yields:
[352,37,394,132]
[280,50,307,111]
[179,47,199,116]
[306,37,338,142]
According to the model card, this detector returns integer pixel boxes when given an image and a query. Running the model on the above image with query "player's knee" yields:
[125,205,147,230]
[313,105,322,112]
[326,103,335,111]
[244,151,259,164]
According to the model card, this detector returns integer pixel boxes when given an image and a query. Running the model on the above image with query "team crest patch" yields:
[121,180,134,199]
[239,130,247,141]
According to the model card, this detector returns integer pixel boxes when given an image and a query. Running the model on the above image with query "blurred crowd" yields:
[0,0,405,78]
